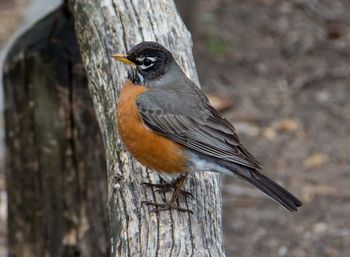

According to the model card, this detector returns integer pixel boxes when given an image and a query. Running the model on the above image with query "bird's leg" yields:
[141,174,192,197]
[169,174,188,203]
[142,174,193,213]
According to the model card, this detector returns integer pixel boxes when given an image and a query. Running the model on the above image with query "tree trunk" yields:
[73,0,225,256]
[3,6,109,257]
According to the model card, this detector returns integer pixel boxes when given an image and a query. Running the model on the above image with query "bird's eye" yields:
[139,57,156,70]
[143,58,152,66]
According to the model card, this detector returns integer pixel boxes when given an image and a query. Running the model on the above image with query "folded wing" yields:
[136,85,262,170]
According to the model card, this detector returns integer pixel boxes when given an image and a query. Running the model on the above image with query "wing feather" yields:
[136,88,262,170]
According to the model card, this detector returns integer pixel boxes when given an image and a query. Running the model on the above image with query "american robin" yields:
[112,41,302,213]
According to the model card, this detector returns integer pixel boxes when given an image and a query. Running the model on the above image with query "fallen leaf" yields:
[275,118,299,132]
[207,94,232,112]
[262,118,301,141]
[263,127,277,141]
[303,153,330,169]
[312,222,328,233]
[234,122,260,137]
[302,184,335,202]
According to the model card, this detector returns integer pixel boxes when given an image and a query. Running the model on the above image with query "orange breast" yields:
[116,81,187,173]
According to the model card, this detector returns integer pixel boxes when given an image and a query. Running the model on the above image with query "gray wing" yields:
[136,85,262,170]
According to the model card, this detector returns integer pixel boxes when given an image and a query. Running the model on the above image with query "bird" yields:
[112,41,302,213]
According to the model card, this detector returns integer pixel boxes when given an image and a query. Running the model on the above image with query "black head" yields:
[112,41,175,84]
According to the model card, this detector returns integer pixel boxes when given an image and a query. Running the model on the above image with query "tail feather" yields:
[189,152,302,211]
[238,169,302,212]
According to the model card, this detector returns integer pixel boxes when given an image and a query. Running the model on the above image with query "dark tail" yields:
[238,169,302,212]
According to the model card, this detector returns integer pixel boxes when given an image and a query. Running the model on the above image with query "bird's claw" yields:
[141,181,193,198]
[142,201,193,214]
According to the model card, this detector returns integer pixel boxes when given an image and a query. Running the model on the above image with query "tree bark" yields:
[3,6,109,257]
[73,0,225,256]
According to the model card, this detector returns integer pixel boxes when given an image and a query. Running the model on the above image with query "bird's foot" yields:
[142,201,193,214]
[141,181,193,198]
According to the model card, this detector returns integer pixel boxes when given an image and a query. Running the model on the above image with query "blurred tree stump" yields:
[2,6,109,257]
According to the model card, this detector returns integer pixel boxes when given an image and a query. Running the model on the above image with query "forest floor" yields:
[1,0,350,257]
[194,1,350,256]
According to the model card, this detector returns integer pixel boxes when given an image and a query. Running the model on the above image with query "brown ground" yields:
[1,0,350,257]
[194,0,350,256]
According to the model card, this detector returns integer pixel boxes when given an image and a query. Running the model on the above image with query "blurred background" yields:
[1,0,350,256]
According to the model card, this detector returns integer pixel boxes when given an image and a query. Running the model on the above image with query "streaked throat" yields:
[127,68,145,85]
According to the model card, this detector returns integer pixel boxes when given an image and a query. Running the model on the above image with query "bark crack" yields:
[130,0,144,40]
[145,170,161,257]
[169,204,175,257]
[113,1,128,51]
[120,189,131,256]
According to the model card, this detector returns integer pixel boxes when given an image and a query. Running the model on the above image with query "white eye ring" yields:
[136,57,145,62]
[145,57,157,62]
[139,63,154,70]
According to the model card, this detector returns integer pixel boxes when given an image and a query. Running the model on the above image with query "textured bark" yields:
[3,7,109,257]
[73,1,225,256]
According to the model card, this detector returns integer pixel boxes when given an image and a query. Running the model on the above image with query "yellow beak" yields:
[111,54,134,65]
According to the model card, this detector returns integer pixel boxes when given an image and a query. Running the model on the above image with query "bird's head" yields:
[112,41,176,85]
